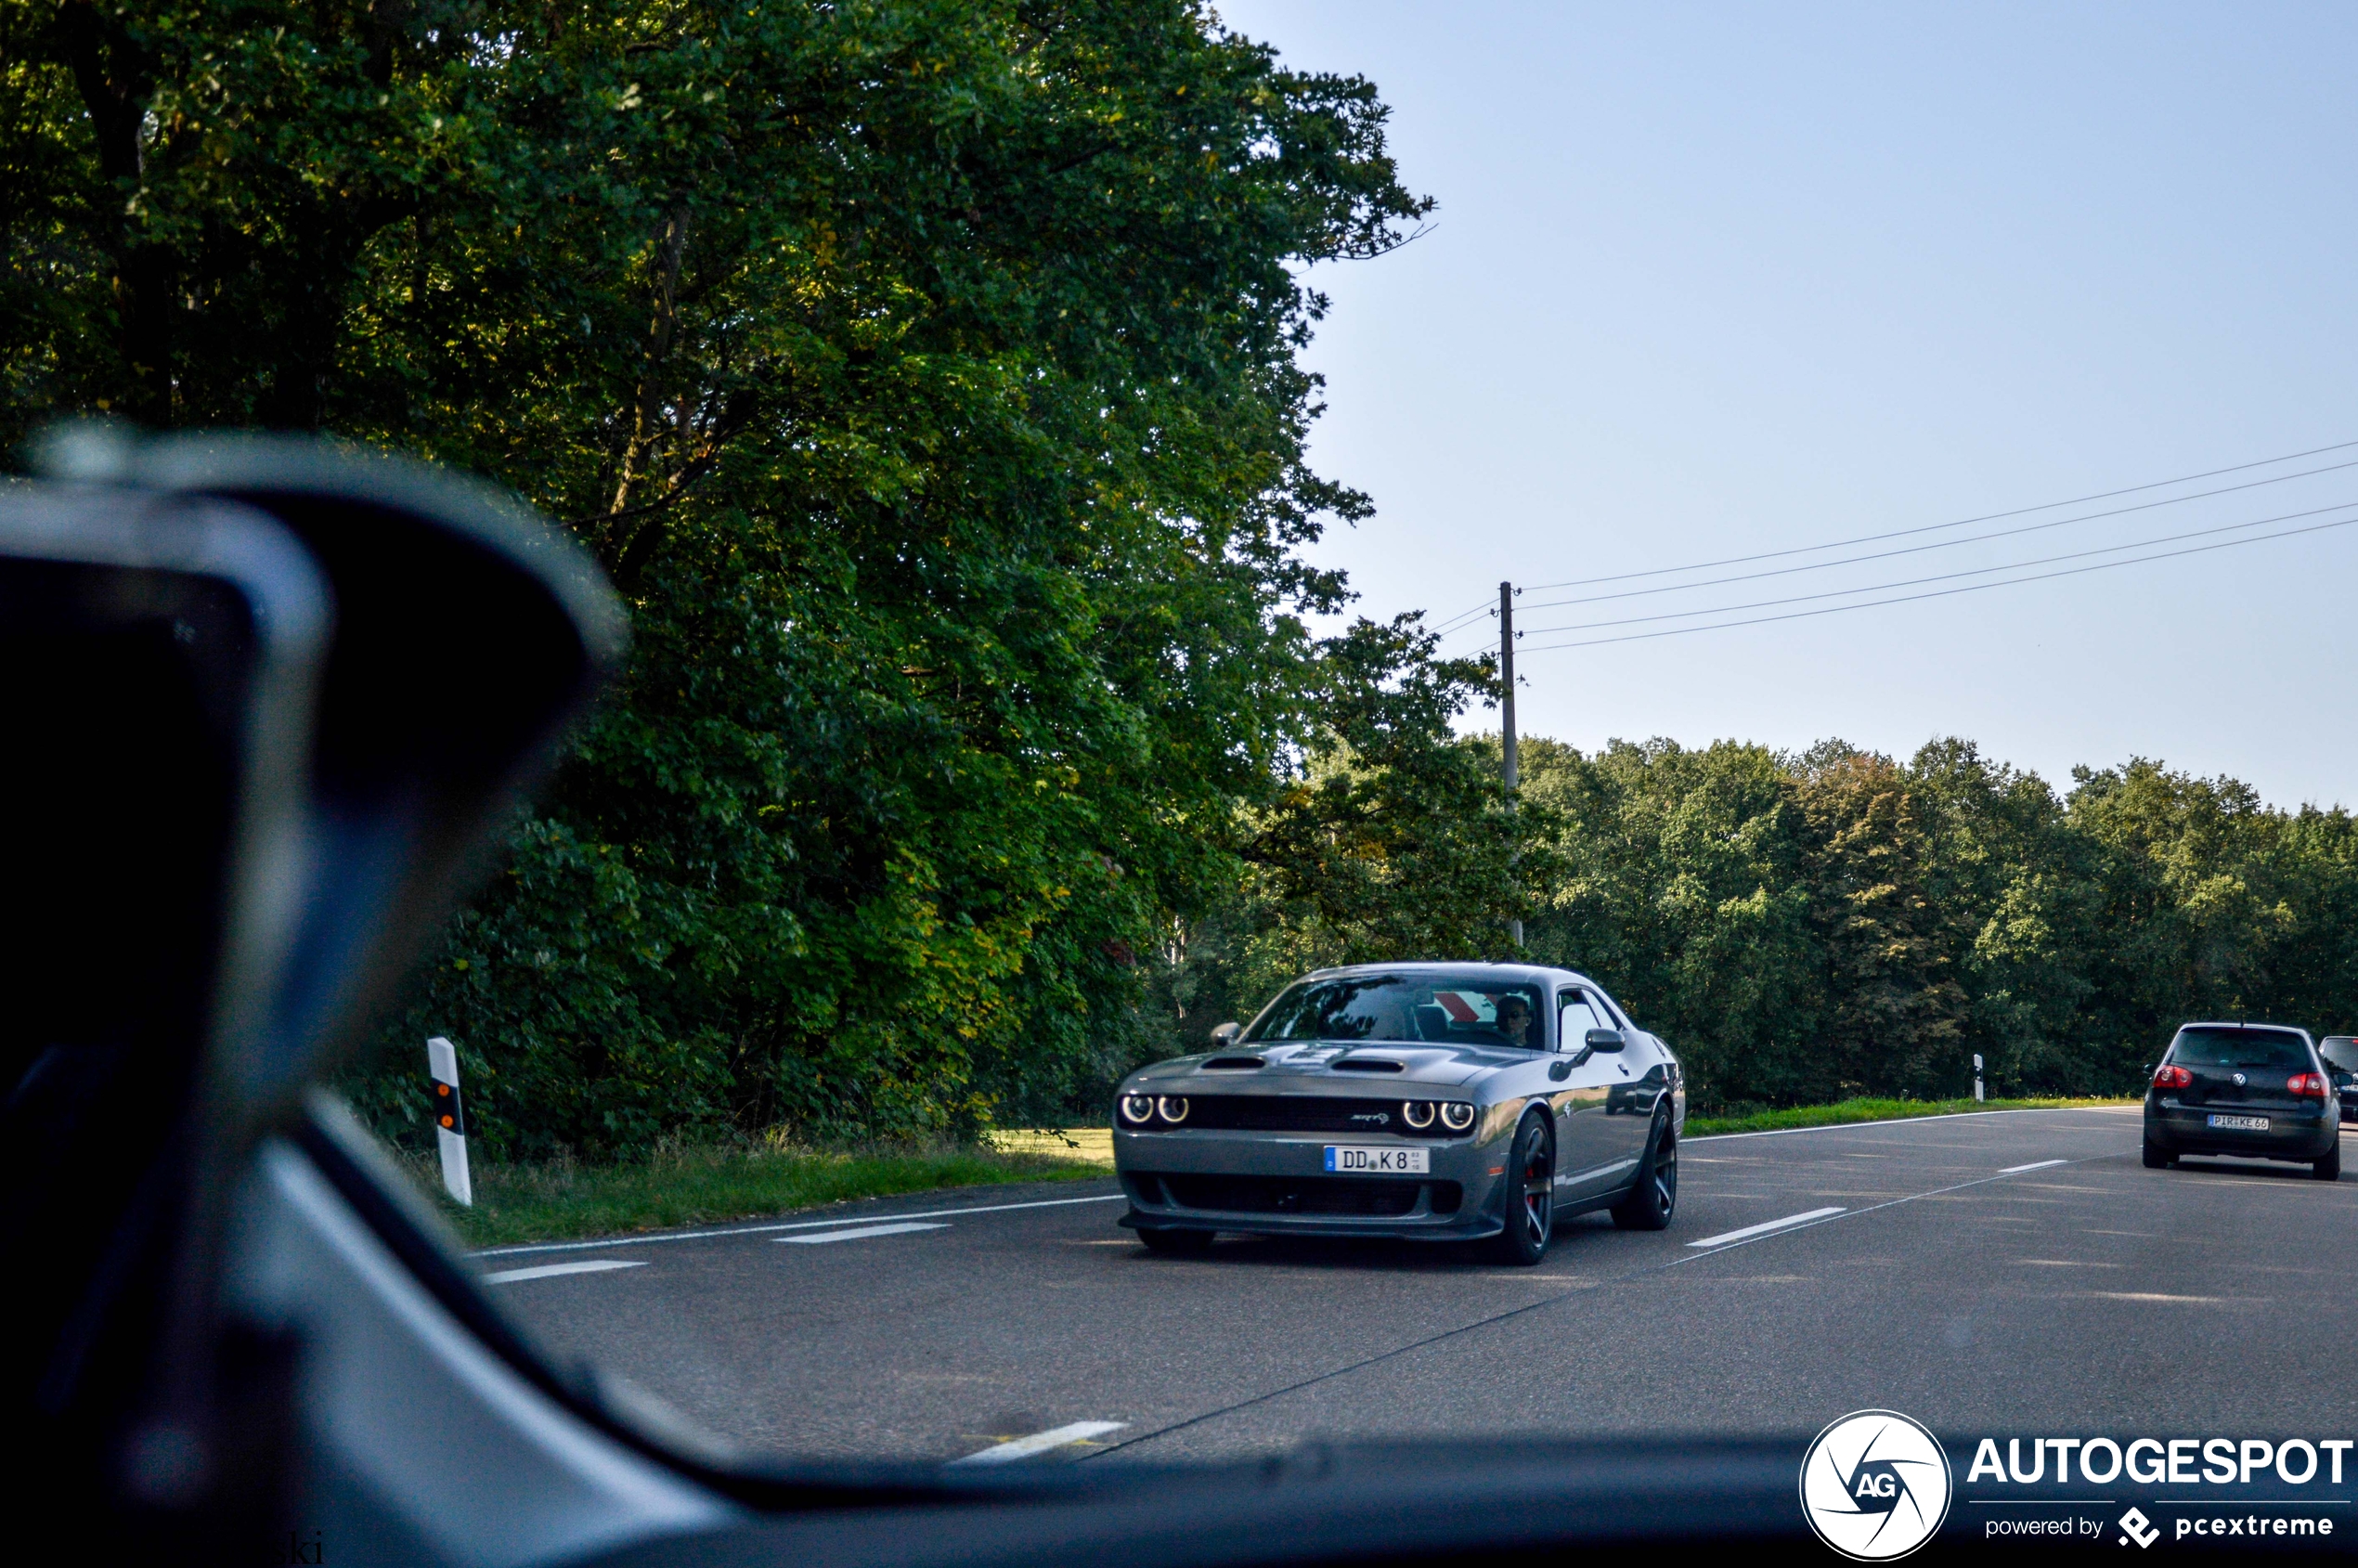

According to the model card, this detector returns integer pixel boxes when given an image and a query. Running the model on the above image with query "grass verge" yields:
[405,1140,1108,1250]
[1685,1095,2139,1138]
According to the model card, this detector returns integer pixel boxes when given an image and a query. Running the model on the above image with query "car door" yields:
[1583,987,1658,1182]
[1550,989,1628,1199]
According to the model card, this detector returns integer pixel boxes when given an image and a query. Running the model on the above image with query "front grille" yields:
[1141,1173,1460,1218]
[1161,1094,1456,1137]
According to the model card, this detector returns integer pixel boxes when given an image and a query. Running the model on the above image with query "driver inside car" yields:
[1493,994,1534,1047]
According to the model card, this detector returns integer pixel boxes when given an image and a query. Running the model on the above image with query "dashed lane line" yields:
[1686,1207,1846,1249]
[951,1421,1128,1465]
[777,1222,949,1245]
[474,1192,1125,1258]
[483,1259,648,1286]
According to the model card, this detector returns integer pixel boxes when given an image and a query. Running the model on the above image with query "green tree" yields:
[1513,733,2358,1110]
[1790,745,1971,1098]
[1520,737,1821,1108]
[1229,616,1550,1002]
[5,0,1437,1153]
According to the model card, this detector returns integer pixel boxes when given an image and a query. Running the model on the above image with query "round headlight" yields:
[1401,1099,1436,1129]
[1439,1100,1476,1132]
[1156,1095,1190,1124]
[1120,1094,1156,1125]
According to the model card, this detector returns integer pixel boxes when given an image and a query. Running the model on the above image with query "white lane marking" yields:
[1686,1105,2135,1144]
[476,1192,1124,1258]
[483,1259,648,1285]
[776,1222,948,1245]
[952,1421,1127,1465]
[1686,1206,1846,1248]
[2000,1159,2069,1173]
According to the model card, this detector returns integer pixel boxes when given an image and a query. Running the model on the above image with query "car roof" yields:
[2175,1020,2313,1042]
[1299,961,1596,988]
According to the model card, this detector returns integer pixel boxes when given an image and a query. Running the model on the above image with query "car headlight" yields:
[1120,1094,1156,1125]
[1156,1095,1190,1124]
[1439,1100,1476,1132]
[1402,1099,1436,1130]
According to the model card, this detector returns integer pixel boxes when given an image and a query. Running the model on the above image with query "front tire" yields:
[2142,1136,2175,1169]
[1612,1113,1678,1230]
[1137,1227,1214,1256]
[2314,1142,2341,1182]
[1487,1115,1555,1265]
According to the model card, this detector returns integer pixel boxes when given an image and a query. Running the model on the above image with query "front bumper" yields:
[2145,1096,2339,1160]
[1113,1124,1512,1241]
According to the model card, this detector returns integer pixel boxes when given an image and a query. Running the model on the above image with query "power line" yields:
[1516,435,2358,592]
[1455,455,2358,631]
[1423,596,1496,638]
[1515,512,2358,654]
[1509,499,2358,638]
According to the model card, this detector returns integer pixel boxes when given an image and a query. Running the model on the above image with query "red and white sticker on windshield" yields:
[1432,991,1496,1023]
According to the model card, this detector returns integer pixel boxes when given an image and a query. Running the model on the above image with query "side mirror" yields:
[1210,1022,1242,1046]
[6,428,622,1528]
[1585,1029,1626,1053]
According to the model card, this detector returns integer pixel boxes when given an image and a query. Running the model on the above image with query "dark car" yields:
[2144,1021,2341,1177]
[2321,1035,2358,1123]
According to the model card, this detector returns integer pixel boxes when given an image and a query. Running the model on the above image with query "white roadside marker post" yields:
[1974,1053,1985,1104]
[427,1035,473,1206]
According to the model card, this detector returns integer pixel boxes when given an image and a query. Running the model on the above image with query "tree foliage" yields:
[9,0,1561,1155]
[1517,737,2358,1109]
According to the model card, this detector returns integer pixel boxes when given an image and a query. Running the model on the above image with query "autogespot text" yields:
[1967,1436,2352,1486]
[1965,1436,2350,1546]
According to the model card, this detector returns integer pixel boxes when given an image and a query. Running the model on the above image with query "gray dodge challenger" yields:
[1113,962,1684,1263]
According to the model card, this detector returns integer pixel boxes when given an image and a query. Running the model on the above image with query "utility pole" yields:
[1499,580,1522,949]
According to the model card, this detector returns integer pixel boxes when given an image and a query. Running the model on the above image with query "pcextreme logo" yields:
[1799,1410,1955,1562]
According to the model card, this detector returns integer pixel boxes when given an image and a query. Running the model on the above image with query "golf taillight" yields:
[2152,1064,2194,1090]
[2289,1072,2329,1099]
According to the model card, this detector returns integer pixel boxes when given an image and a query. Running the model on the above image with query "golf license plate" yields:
[2207,1113,2269,1131]
[1325,1145,1430,1174]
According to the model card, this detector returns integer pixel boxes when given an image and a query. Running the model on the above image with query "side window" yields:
[1557,991,1604,1051]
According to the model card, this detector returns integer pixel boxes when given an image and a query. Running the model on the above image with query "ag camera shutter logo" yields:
[1799,1409,1954,1561]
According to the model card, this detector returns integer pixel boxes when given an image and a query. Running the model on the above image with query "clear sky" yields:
[1215,1,2358,810]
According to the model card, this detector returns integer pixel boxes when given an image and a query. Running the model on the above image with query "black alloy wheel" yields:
[1488,1115,1554,1265]
[2313,1142,2341,1182]
[2142,1136,2175,1169]
[1138,1226,1215,1256]
[1612,1111,1678,1230]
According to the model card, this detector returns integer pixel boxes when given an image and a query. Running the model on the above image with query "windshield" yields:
[2168,1027,2314,1070]
[2320,1037,2358,1073]
[1246,974,1547,1047]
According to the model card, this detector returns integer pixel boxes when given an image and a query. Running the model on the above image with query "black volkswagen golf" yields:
[2144,1021,2342,1178]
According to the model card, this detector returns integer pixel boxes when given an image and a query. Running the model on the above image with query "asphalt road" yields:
[482,1107,2358,1466]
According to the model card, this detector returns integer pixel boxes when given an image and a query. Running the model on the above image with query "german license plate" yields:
[1324,1145,1430,1174]
[2208,1113,2269,1131]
